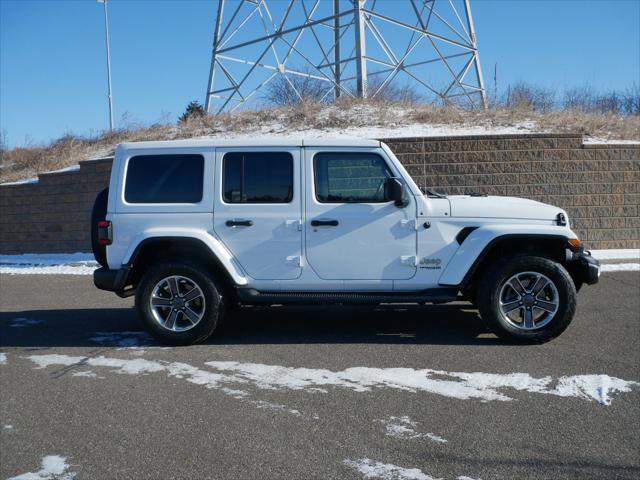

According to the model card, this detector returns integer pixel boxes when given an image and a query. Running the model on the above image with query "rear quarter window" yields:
[124,154,204,204]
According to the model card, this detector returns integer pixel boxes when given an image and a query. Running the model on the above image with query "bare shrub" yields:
[503,82,556,112]
[620,84,640,115]
[562,84,640,116]
[563,85,596,112]
[407,103,466,124]
[365,76,423,104]
[0,130,7,167]
[263,71,329,106]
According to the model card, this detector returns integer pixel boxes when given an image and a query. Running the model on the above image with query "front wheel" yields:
[136,262,224,345]
[476,255,577,343]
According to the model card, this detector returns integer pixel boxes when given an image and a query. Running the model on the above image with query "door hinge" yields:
[285,255,302,267]
[400,255,418,267]
[400,219,419,230]
[286,219,303,231]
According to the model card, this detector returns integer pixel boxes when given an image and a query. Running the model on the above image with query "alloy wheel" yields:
[149,275,206,332]
[498,271,559,330]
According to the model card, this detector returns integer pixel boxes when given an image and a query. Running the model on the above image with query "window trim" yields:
[123,153,205,205]
[312,152,394,204]
[221,151,295,205]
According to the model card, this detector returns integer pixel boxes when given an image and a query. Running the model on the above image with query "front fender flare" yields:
[438,224,576,287]
[122,228,248,286]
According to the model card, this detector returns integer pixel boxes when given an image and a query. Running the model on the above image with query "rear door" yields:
[213,148,302,280]
[304,148,417,280]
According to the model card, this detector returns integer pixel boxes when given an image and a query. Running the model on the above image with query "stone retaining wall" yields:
[0,134,638,254]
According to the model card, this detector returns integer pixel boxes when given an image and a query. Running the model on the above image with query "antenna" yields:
[204,0,487,114]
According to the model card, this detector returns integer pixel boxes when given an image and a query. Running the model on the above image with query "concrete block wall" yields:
[384,134,639,249]
[0,134,638,254]
[0,159,112,253]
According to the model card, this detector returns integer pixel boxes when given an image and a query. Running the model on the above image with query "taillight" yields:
[97,220,112,245]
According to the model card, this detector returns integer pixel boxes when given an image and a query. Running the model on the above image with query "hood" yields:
[447,195,566,221]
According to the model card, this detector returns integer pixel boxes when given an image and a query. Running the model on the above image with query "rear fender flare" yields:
[123,229,248,286]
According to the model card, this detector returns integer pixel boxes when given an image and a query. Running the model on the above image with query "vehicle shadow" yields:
[0,303,503,348]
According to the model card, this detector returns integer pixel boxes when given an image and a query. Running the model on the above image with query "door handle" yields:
[311,219,339,227]
[226,219,253,227]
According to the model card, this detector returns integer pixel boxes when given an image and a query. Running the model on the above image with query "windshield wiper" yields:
[421,186,447,198]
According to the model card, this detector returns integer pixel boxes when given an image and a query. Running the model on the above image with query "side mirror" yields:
[384,177,408,207]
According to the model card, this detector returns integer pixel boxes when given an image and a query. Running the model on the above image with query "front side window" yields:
[223,152,293,203]
[125,154,204,203]
[314,152,392,203]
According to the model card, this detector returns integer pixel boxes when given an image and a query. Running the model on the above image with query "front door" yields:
[213,148,302,280]
[304,148,417,280]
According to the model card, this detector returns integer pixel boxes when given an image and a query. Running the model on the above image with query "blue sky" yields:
[1,0,638,148]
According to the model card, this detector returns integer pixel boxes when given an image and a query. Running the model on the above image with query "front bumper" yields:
[93,266,133,296]
[567,249,600,285]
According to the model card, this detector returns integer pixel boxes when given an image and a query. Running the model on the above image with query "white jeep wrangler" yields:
[92,138,600,345]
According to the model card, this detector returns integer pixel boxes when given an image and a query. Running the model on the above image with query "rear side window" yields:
[314,152,392,203]
[223,152,293,203]
[125,154,204,204]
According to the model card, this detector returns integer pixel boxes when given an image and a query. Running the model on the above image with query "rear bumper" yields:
[93,266,133,296]
[567,249,600,285]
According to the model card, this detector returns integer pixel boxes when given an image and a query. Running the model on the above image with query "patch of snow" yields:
[377,416,447,443]
[0,253,97,275]
[551,375,640,406]
[26,355,311,418]
[220,387,250,399]
[0,352,6,365]
[0,253,95,265]
[591,249,640,261]
[7,455,76,480]
[43,165,80,175]
[343,459,435,480]
[8,317,44,328]
[71,370,98,378]
[25,355,640,406]
[249,400,304,417]
[1,177,38,186]
[583,138,640,145]
[0,265,97,275]
[188,121,545,144]
[600,263,640,272]
[86,151,114,161]
[0,165,81,186]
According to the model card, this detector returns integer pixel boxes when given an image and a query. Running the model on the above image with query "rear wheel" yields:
[136,262,224,345]
[476,255,576,343]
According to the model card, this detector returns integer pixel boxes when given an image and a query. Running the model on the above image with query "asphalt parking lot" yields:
[1,272,639,480]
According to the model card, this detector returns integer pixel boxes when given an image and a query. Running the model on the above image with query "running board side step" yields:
[235,288,460,305]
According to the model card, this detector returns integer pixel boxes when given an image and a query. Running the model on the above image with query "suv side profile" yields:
[92,138,600,345]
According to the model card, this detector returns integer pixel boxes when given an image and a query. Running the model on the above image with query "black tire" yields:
[476,255,577,344]
[135,262,224,345]
[91,188,109,267]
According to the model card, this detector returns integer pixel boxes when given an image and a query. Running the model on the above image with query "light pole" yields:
[98,0,114,130]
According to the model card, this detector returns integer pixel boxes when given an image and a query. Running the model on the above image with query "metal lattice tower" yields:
[204,0,487,114]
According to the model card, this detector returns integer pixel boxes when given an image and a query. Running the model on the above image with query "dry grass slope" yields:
[1,100,638,184]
